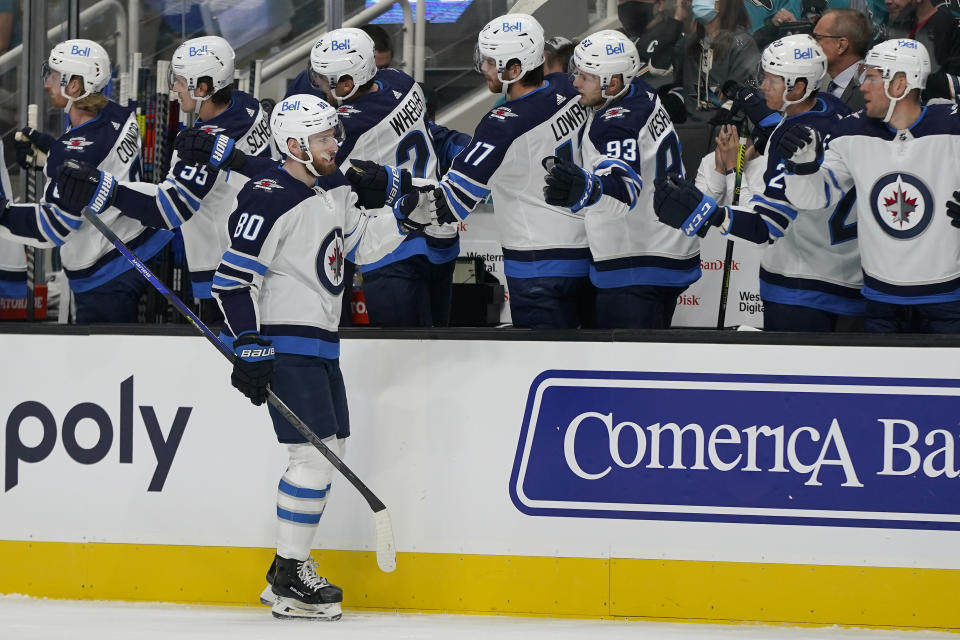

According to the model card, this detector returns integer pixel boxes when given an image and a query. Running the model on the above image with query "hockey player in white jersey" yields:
[0,39,167,323]
[653,35,866,331]
[433,13,594,328]
[287,27,459,327]
[211,95,435,620]
[0,137,27,302]
[541,31,700,328]
[56,36,276,322]
[777,39,960,332]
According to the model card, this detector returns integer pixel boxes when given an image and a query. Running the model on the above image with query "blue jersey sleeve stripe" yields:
[212,275,248,288]
[278,478,329,499]
[222,251,268,276]
[446,171,490,199]
[37,208,66,246]
[596,158,643,188]
[763,219,785,238]
[164,179,202,211]
[751,194,797,219]
[157,188,185,228]
[276,506,323,525]
[50,206,82,230]
[440,183,472,220]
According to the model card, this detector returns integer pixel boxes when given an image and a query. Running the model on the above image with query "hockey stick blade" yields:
[79,206,398,573]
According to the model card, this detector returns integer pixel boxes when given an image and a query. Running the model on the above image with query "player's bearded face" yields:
[572,70,603,106]
[43,68,68,108]
[479,57,503,92]
[307,129,340,175]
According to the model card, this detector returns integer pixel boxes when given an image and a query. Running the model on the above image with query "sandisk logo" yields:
[70,45,91,56]
[90,174,116,213]
[188,45,210,56]
[330,39,351,51]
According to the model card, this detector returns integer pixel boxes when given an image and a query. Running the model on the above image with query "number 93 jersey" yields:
[581,78,700,289]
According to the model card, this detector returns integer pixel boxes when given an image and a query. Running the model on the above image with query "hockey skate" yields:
[259,557,277,605]
[268,555,343,621]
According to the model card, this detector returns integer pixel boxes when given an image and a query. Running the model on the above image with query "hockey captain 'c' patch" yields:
[62,136,94,150]
[868,172,933,239]
[316,227,345,295]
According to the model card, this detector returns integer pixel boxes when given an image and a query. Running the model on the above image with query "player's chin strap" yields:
[59,80,93,113]
[778,80,814,113]
[882,82,905,123]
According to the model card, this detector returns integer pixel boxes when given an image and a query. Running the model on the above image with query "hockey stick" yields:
[24,104,39,320]
[80,206,397,573]
[715,135,747,329]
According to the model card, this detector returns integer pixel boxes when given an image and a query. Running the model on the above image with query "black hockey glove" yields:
[776,124,823,175]
[542,156,602,212]
[15,127,55,170]
[433,187,458,225]
[53,159,118,215]
[653,173,724,238]
[722,81,782,130]
[345,160,413,209]
[947,190,960,229]
[174,128,246,171]
[393,185,438,233]
[231,332,275,406]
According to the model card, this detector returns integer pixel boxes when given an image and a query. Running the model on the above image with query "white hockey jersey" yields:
[725,95,864,315]
[0,101,171,293]
[115,91,275,299]
[784,103,960,304]
[212,167,405,357]
[580,78,701,288]
[0,139,27,299]
[438,76,592,279]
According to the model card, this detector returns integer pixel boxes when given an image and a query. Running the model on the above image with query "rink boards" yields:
[1,332,960,630]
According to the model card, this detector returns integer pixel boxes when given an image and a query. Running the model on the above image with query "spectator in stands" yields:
[675,0,761,115]
[359,24,393,69]
[885,0,960,72]
[744,0,803,33]
[813,8,871,110]
[694,123,764,206]
[620,0,685,86]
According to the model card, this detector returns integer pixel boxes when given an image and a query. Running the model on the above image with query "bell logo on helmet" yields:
[501,21,522,32]
[605,42,625,55]
[281,100,300,111]
[188,44,210,56]
[897,40,918,49]
[70,44,91,57]
[331,39,351,51]
[794,47,814,59]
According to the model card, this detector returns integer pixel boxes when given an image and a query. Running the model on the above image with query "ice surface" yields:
[0,595,952,640]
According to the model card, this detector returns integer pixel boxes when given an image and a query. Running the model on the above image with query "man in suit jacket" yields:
[813,9,871,111]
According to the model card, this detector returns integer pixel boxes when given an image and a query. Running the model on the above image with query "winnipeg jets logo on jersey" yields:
[62,136,94,150]
[337,104,362,117]
[316,228,345,295]
[869,172,933,239]
[253,178,284,192]
[489,106,519,121]
[601,107,631,120]
[199,125,226,134]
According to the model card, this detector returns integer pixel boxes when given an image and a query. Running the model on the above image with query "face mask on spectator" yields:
[692,0,719,23]
[618,1,656,37]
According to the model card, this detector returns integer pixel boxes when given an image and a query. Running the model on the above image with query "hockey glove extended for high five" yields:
[776,124,823,175]
[54,159,118,215]
[232,332,274,406]
[392,185,438,233]
[542,156,602,212]
[947,190,960,229]
[653,173,725,238]
[345,160,413,209]
[15,126,55,170]
[174,128,246,171]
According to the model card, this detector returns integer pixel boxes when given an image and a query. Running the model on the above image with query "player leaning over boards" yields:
[211,95,435,620]
[54,36,276,322]
[287,28,461,328]
[431,13,594,328]
[0,39,167,323]
[653,34,866,332]
[777,39,960,333]
[541,30,701,329]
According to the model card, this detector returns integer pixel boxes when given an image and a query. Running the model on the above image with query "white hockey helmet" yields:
[309,28,378,104]
[169,36,235,109]
[570,30,644,107]
[44,39,111,108]
[862,38,931,122]
[271,94,345,176]
[760,34,827,109]
[474,13,545,92]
